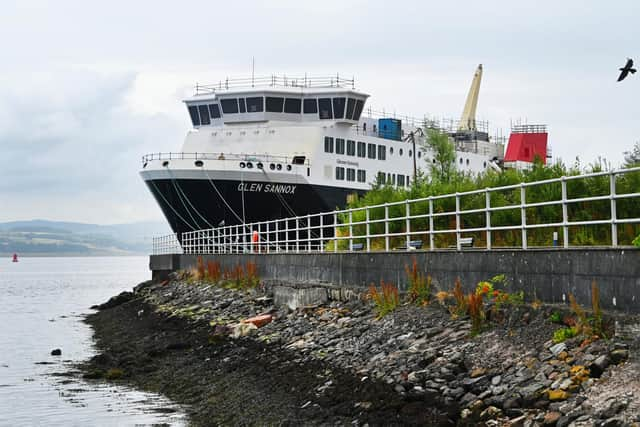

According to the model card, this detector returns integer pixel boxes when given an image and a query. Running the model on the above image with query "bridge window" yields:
[208,104,221,119]
[266,97,284,113]
[220,98,239,114]
[353,99,364,120]
[335,166,345,180]
[346,98,355,120]
[357,141,366,158]
[246,97,264,112]
[397,174,405,187]
[188,105,200,126]
[198,105,210,125]
[378,145,386,160]
[239,98,246,113]
[303,98,317,114]
[346,168,355,181]
[367,143,376,159]
[284,98,301,114]
[333,97,346,119]
[346,140,355,156]
[318,98,332,119]
[357,169,366,182]
[336,138,345,154]
[324,136,334,153]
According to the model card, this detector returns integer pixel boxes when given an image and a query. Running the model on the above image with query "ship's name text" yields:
[237,183,296,194]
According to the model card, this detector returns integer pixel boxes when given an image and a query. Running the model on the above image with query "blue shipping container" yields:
[378,118,402,141]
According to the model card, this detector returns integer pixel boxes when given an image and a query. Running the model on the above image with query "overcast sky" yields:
[1,0,638,224]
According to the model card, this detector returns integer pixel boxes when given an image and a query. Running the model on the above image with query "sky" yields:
[1,0,638,224]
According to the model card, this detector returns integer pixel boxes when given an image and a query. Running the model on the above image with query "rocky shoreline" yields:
[81,276,640,426]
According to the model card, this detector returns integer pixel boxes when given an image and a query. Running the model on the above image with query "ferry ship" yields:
[141,67,526,237]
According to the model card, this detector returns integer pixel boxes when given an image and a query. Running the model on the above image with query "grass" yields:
[368,280,400,318]
[405,258,431,306]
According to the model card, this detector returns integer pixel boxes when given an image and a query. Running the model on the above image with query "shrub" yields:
[368,280,400,318]
[553,326,578,343]
[633,234,640,247]
[405,258,431,305]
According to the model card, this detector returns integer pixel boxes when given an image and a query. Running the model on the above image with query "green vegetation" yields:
[553,326,579,343]
[405,258,431,305]
[336,134,640,250]
[549,311,563,324]
[368,281,400,318]
[633,234,640,247]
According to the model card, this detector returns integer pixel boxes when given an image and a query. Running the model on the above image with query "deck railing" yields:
[152,167,640,255]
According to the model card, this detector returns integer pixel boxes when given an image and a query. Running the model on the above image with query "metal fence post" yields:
[485,189,492,250]
[610,171,618,247]
[455,193,461,251]
[307,214,311,251]
[405,200,410,249]
[333,212,338,252]
[320,215,324,253]
[349,210,353,251]
[366,207,371,252]
[429,197,434,250]
[384,203,390,251]
[296,217,300,253]
[275,220,280,253]
[561,177,569,248]
[521,184,528,249]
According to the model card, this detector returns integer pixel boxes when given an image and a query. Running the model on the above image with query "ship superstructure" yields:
[140,73,505,237]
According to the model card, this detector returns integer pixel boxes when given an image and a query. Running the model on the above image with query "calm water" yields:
[0,256,186,426]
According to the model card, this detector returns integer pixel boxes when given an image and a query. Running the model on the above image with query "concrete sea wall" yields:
[150,249,640,313]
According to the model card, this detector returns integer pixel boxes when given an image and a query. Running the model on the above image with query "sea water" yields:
[0,256,186,426]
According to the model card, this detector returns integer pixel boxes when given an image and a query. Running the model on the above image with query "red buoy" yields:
[12,253,18,262]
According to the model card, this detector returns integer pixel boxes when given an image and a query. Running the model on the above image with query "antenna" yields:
[251,57,255,87]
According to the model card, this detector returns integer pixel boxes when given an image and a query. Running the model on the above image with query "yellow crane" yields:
[458,64,483,132]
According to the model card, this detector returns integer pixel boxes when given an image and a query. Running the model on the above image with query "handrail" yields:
[195,74,355,94]
[151,167,640,255]
[141,152,309,166]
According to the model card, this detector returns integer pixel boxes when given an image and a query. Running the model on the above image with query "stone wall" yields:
[150,248,640,312]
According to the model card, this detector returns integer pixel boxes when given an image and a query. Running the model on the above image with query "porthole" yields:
[239,162,246,168]
[194,160,204,167]
[433,159,436,164]
[466,159,470,166]
[277,164,282,170]
[269,163,275,170]
[483,161,487,168]
[286,165,292,171]
[162,160,169,167]
[247,162,254,169]
[409,150,412,156]
[399,149,404,156]
[257,162,263,169]
[418,152,422,158]
[459,158,463,164]
[390,147,394,155]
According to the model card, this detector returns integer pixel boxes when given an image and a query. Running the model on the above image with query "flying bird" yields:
[617,58,636,82]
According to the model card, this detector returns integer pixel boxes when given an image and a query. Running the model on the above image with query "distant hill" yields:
[0,219,172,256]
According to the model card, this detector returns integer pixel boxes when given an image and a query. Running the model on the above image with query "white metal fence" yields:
[152,167,640,255]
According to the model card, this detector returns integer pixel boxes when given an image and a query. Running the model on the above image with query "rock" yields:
[394,383,406,393]
[609,349,629,364]
[479,406,502,421]
[50,349,62,356]
[556,416,571,427]
[520,382,546,404]
[491,375,502,386]
[600,418,624,427]
[547,390,570,401]
[600,399,628,419]
[508,415,527,427]
[543,411,561,425]
[231,322,258,338]
[588,355,609,377]
[91,291,134,310]
[242,314,273,328]
[549,343,567,356]
[471,367,487,378]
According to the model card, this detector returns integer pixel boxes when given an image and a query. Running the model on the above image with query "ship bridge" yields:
[183,75,369,127]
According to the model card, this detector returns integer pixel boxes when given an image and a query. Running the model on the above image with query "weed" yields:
[553,326,578,343]
[244,261,260,288]
[633,234,640,247]
[568,293,592,336]
[467,292,485,335]
[231,264,244,288]
[549,311,563,324]
[591,281,604,337]
[196,256,205,281]
[405,258,431,305]
[206,260,221,283]
[435,291,451,305]
[450,278,467,317]
[368,280,400,318]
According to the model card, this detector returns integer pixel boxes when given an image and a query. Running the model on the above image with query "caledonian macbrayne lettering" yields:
[237,183,297,194]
